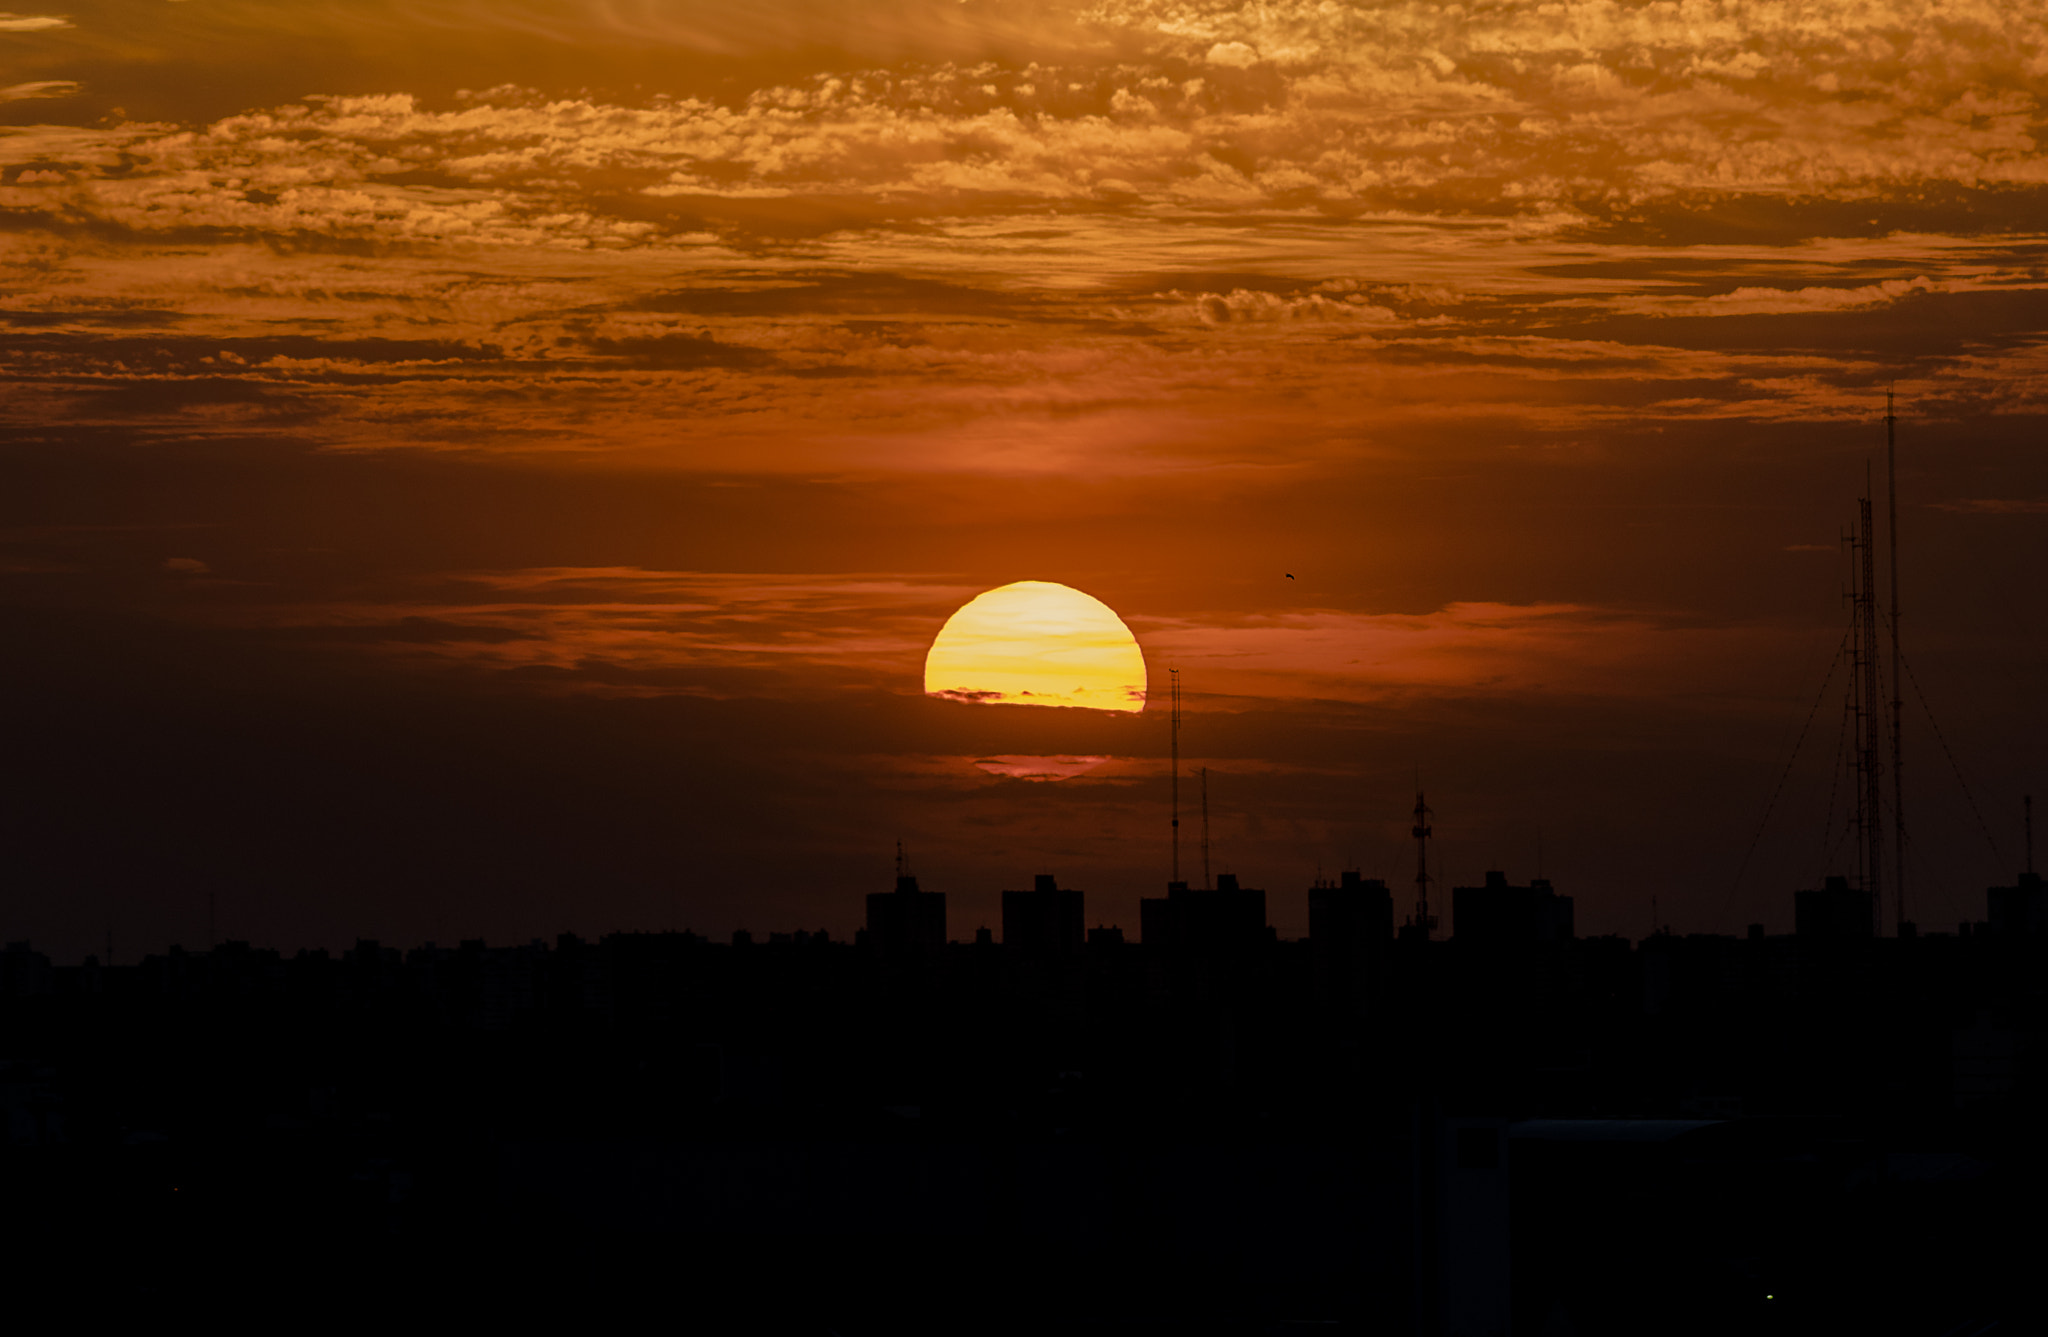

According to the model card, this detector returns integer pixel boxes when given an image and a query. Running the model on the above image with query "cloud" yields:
[13,0,2048,255]
[0,80,78,101]
[193,571,1822,721]
[1631,277,1966,318]
[1133,602,1812,705]
[209,568,982,696]
[972,754,1110,781]
[0,14,70,32]
[162,556,210,574]
[1934,497,2048,514]
[3,0,2048,471]
[1188,288,1401,326]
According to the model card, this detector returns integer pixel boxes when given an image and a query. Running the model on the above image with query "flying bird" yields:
[1285,573,1295,580]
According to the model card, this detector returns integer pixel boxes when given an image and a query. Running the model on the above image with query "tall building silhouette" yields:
[1794,875,1874,940]
[1451,872,1574,944]
[1002,874,1084,958]
[1986,870,2045,936]
[865,870,945,959]
[1308,870,1392,1009]
[1168,873,1268,956]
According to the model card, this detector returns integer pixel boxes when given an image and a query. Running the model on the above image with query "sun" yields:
[924,581,1148,713]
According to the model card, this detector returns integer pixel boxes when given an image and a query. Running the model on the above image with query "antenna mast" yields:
[1200,766,1211,890]
[1886,390,1906,933]
[1411,788,1436,938]
[1856,490,1884,932]
[2027,794,2035,876]
[1170,668,1182,885]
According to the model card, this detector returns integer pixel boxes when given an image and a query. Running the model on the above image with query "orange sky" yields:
[3,1,2045,956]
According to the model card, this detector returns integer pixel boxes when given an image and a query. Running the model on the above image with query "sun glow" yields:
[924,581,1148,713]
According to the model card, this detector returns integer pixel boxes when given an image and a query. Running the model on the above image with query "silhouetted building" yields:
[1002,874,1084,957]
[1986,870,2046,936]
[865,872,945,959]
[1795,875,1873,940]
[1140,887,1180,948]
[1452,872,1573,944]
[1170,874,1268,956]
[1308,871,1392,1008]
[0,943,53,999]
[1137,876,1271,1004]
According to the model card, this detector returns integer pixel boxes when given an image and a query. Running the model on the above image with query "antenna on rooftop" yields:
[1170,668,1182,885]
[1886,388,1908,933]
[1852,481,1883,935]
[1201,766,1211,890]
[1411,785,1435,939]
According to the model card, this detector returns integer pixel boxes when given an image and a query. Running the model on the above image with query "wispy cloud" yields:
[1934,497,2048,513]
[217,569,978,695]
[0,79,78,100]
[1134,603,1820,706]
[177,571,1826,720]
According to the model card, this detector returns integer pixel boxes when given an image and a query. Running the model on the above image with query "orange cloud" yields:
[1134,603,1820,706]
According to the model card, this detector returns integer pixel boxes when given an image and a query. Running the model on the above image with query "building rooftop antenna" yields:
[1886,388,1908,933]
[1854,477,1884,933]
[1201,765,1211,891]
[1170,667,1182,885]
[1411,785,1436,938]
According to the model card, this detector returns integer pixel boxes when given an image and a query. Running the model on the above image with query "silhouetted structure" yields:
[1168,873,1268,956]
[1402,788,1438,941]
[1795,874,1874,940]
[1001,874,1083,957]
[1987,870,2045,936]
[1308,871,1392,1009]
[1140,886,1178,948]
[865,870,945,959]
[1852,493,1885,928]
[1451,871,1574,944]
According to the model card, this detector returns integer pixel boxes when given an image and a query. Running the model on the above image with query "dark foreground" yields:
[1,922,2041,1332]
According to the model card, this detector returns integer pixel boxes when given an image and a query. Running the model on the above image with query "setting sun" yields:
[924,581,1148,713]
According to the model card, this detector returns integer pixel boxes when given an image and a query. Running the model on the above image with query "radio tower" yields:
[1200,765,1212,890]
[1170,668,1182,885]
[1886,390,1907,933]
[1411,788,1436,938]
[1855,489,1884,933]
